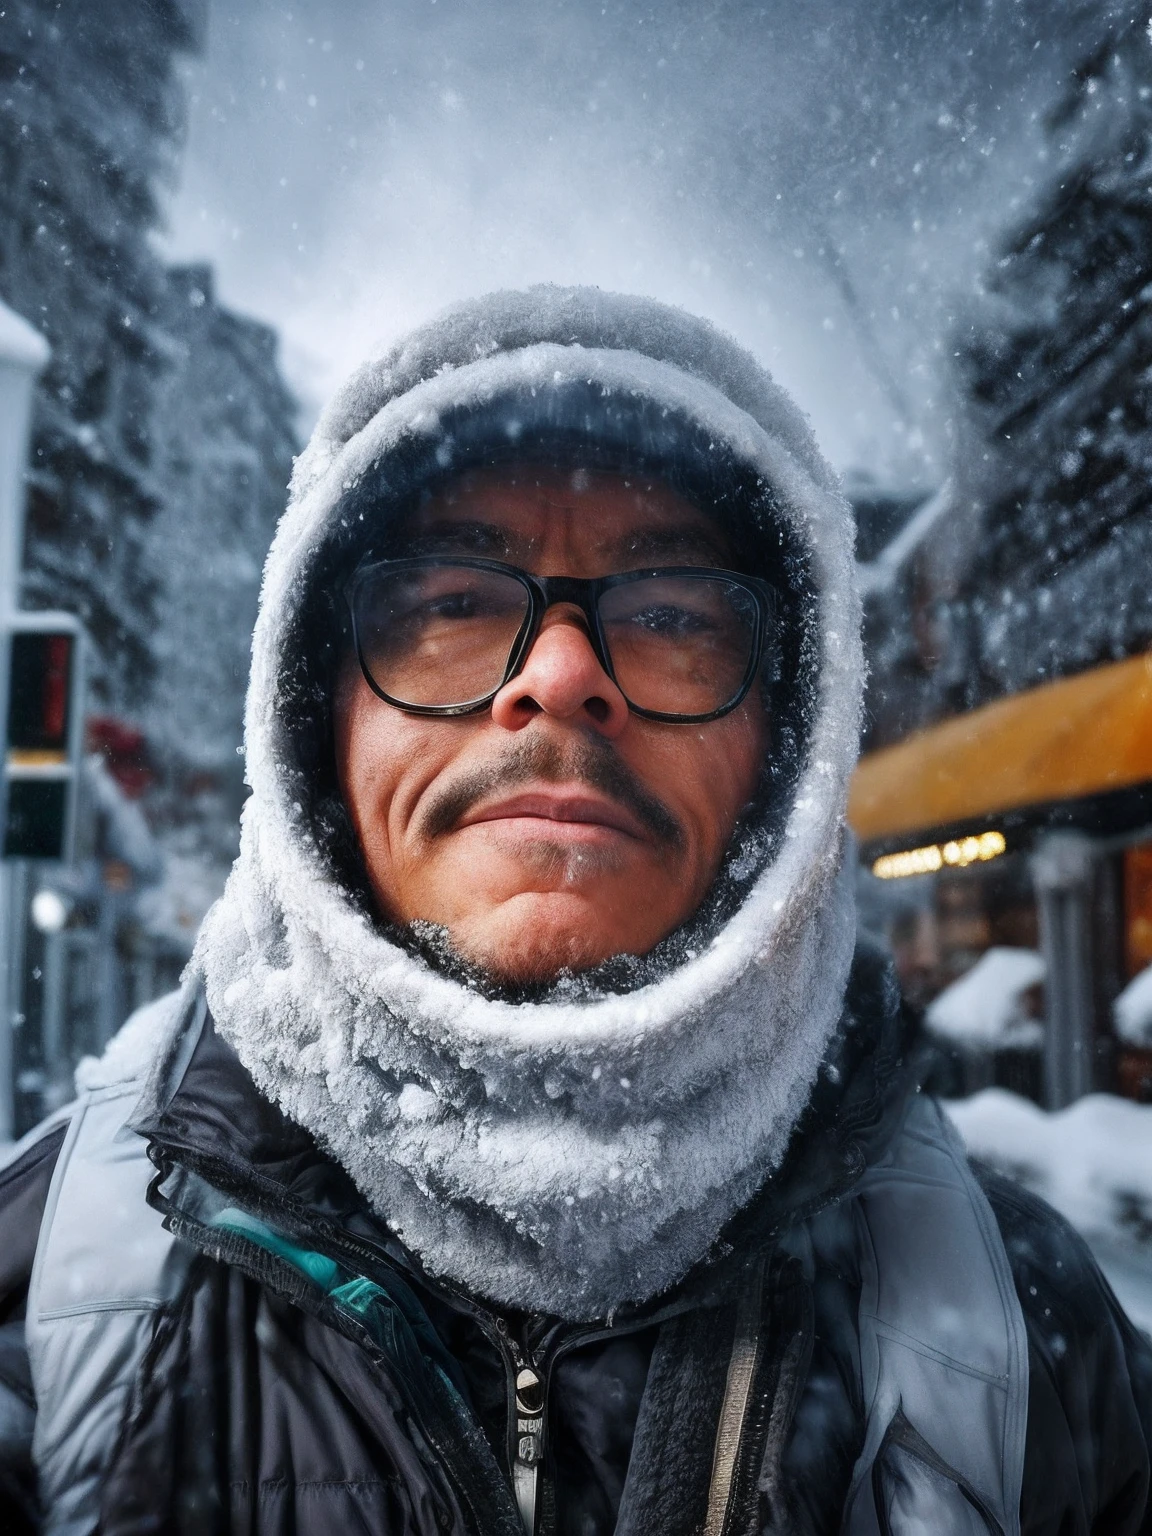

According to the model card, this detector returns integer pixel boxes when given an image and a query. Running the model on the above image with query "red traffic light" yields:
[7,630,75,761]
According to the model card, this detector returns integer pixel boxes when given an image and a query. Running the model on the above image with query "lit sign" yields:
[871,829,1007,880]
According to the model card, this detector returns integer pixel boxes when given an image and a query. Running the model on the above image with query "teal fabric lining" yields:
[213,1206,342,1289]
[211,1206,472,1402]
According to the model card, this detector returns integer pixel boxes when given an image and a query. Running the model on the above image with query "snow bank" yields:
[926,947,1044,1049]
[946,1089,1152,1330]
[1115,964,1152,1046]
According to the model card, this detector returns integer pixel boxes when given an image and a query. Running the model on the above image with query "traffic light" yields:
[3,613,85,860]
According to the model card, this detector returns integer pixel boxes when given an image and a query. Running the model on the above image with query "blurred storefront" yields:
[4,723,192,1136]
[851,651,1152,1107]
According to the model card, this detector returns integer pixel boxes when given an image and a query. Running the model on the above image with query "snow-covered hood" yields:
[193,286,864,1319]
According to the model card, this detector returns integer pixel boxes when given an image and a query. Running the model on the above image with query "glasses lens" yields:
[599,575,760,717]
[353,564,530,708]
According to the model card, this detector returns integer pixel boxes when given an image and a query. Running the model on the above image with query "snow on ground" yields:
[947,1089,1152,1332]
[1115,963,1152,1046]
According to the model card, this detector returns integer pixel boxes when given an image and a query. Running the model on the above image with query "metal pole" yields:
[1032,831,1096,1109]
[0,865,15,1142]
[40,923,66,1109]
[0,307,51,792]
[0,304,49,1143]
[0,858,30,1140]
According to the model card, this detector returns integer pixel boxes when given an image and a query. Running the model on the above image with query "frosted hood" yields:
[192,287,864,1319]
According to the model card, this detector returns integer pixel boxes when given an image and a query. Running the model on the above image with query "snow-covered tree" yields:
[866,14,1152,746]
[952,14,1152,702]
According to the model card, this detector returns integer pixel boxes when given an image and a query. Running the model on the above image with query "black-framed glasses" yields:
[345,556,776,723]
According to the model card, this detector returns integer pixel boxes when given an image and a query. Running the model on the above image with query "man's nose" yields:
[489,608,630,736]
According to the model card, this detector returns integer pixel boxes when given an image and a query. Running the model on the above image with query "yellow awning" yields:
[849,651,1152,847]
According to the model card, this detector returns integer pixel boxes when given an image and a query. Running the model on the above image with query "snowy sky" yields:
[161,0,1116,479]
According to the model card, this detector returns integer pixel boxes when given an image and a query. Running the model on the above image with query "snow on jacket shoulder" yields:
[0,959,1150,1535]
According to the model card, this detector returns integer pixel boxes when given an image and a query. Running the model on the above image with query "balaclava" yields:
[193,286,863,1321]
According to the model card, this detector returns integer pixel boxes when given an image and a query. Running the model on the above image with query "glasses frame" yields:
[345,555,776,724]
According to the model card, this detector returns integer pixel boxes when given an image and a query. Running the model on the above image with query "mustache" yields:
[417,732,685,852]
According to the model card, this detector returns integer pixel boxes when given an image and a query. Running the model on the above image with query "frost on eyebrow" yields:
[397,518,515,558]
[395,515,733,569]
[614,523,734,567]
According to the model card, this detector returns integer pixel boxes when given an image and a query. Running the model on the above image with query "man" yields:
[0,286,1149,1535]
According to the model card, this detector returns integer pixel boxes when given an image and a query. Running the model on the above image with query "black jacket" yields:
[1,946,1150,1535]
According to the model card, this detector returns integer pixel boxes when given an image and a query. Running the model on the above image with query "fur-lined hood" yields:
[192,286,864,1319]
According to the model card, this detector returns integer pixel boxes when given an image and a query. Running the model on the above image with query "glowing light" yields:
[871,829,1006,880]
[31,889,70,933]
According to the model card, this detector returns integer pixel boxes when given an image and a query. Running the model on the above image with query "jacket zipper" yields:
[495,1318,547,1536]
[490,1308,695,1536]
[242,1190,645,1534]
[300,1203,690,1536]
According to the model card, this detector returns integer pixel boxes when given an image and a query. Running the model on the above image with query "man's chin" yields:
[434,889,646,989]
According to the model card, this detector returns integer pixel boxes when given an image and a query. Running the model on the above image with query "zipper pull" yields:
[512,1363,544,1535]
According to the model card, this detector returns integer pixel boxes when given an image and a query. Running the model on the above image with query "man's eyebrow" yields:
[400,519,514,557]
[613,525,732,565]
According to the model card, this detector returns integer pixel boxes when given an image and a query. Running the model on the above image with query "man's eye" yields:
[626,604,713,636]
[424,591,480,619]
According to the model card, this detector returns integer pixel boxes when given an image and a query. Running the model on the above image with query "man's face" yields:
[334,465,768,984]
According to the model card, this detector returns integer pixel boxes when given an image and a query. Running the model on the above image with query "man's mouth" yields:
[417,732,685,852]
[456,787,649,844]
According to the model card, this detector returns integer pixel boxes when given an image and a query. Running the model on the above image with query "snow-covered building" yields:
[141,263,297,879]
[0,1,205,694]
[857,481,970,751]
[853,15,1152,1109]
[0,3,299,1133]
[0,1,295,789]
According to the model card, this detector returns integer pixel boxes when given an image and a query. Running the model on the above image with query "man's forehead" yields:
[403,463,733,562]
